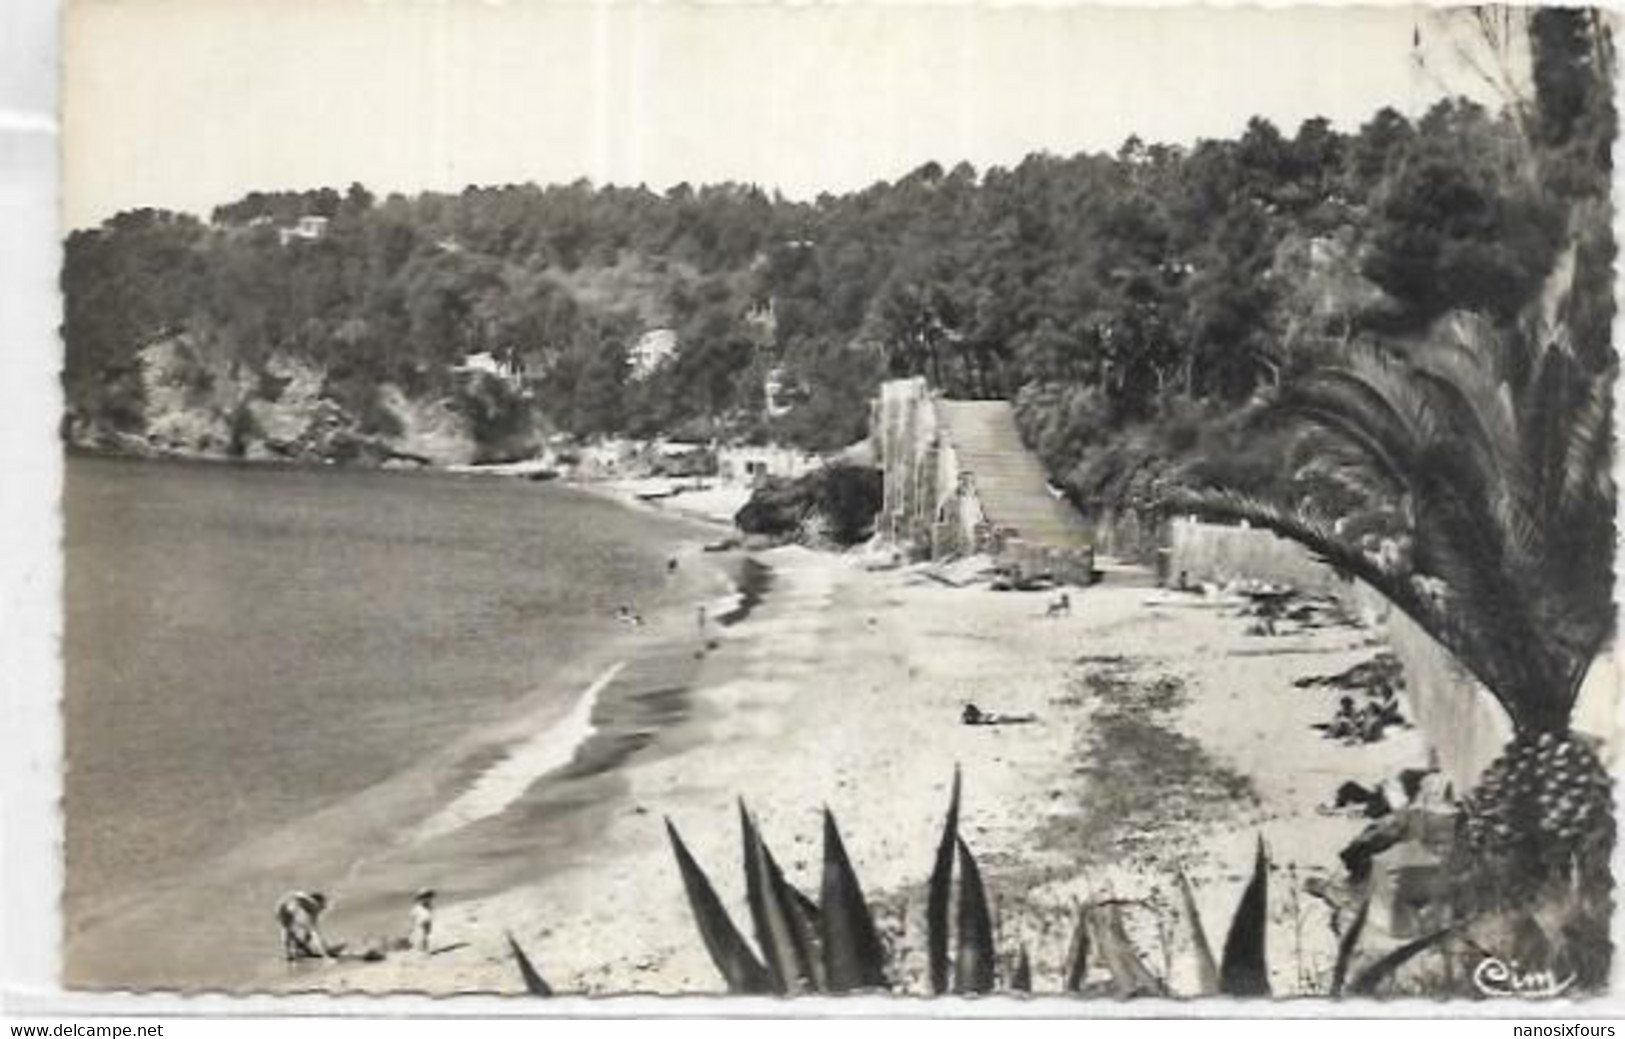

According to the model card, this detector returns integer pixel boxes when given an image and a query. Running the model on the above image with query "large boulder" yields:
[735,463,882,547]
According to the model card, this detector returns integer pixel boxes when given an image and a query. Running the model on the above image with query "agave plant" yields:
[506,769,1458,995]
[1168,300,1616,889]
[662,769,1278,997]
[1326,894,1458,998]
[507,930,554,996]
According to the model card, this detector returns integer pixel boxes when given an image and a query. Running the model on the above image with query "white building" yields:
[278,215,330,245]
[716,444,821,486]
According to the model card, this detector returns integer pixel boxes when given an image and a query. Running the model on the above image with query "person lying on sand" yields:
[1322,768,1446,819]
[276,890,334,961]
[615,604,644,627]
[962,702,1039,726]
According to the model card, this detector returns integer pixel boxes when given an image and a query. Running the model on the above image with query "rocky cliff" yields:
[64,337,546,467]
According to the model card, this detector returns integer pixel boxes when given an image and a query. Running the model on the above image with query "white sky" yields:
[63,0,1507,228]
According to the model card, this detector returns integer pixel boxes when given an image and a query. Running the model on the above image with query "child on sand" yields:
[409,888,435,953]
[1326,696,1361,743]
[276,890,334,961]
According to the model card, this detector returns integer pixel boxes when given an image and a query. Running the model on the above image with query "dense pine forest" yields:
[62,11,1613,522]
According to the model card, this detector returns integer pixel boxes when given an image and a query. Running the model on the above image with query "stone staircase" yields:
[934,400,1091,549]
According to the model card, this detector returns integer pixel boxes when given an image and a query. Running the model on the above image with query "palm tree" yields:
[1166,279,1615,878]
[1174,301,1613,729]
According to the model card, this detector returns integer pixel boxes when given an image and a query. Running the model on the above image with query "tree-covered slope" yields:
[63,11,1609,495]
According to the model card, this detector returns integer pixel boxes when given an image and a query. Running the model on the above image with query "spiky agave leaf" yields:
[927,766,962,995]
[1062,905,1091,994]
[506,931,554,996]
[1011,946,1033,993]
[1219,837,1270,997]
[1175,870,1221,996]
[1346,926,1456,997]
[789,883,821,933]
[952,836,996,994]
[740,802,822,994]
[1330,894,1371,998]
[665,819,773,994]
[1086,902,1165,997]
[819,808,889,992]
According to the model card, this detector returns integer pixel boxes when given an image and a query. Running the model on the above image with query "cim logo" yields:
[1473,955,1577,999]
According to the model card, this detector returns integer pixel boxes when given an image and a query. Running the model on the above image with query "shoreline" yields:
[65,454,1444,997]
[64,443,764,533]
[292,550,1435,997]
[62,462,750,993]
[413,661,629,844]
[559,475,753,533]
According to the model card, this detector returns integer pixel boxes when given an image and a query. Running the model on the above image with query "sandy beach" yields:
[293,534,1432,997]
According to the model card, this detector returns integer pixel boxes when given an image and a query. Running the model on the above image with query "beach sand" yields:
[582,477,754,529]
[297,544,1432,997]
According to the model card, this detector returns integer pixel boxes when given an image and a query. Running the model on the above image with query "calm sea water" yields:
[63,456,706,931]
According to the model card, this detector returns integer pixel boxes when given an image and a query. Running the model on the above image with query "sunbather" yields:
[1326,696,1361,742]
[1374,685,1405,727]
[962,702,1038,726]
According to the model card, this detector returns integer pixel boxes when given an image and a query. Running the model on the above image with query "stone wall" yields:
[994,535,1098,587]
[929,446,989,558]
[874,377,987,558]
[1162,517,1344,597]
[874,377,1093,582]
[874,377,938,550]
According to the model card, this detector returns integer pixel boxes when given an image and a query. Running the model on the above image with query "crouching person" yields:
[277,890,335,961]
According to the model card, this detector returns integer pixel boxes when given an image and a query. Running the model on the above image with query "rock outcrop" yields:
[65,336,545,467]
[734,463,883,547]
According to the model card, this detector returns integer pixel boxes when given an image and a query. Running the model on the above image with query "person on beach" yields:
[276,890,334,961]
[1326,696,1361,742]
[615,604,644,627]
[1373,683,1405,728]
[962,702,1038,726]
[409,888,435,953]
[696,603,707,633]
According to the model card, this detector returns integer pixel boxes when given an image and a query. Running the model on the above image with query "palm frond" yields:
[1166,486,1444,635]
[1167,483,1554,727]
[1557,368,1615,516]
[1179,296,1616,734]
[1276,358,1434,493]
[1408,322,1549,571]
